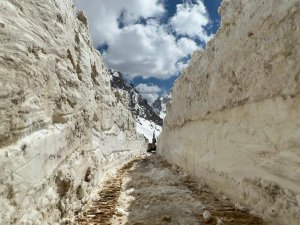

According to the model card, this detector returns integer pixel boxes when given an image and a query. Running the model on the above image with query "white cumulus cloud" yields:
[103,21,198,79]
[74,0,164,47]
[177,60,190,72]
[74,0,211,79]
[170,0,211,42]
[136,84,161,104]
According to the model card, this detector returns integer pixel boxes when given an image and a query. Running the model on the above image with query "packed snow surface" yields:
[158,1,300,225]
[136,117,161,142]
[0,0,146,224]
[76,155,268,225]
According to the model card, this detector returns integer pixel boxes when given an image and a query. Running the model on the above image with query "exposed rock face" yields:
[152,94,171,119]
[158,1,300,224]
[108,69,163,126]
[0,0,145,224]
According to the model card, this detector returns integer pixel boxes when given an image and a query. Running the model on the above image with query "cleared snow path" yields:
[75,155,268,225]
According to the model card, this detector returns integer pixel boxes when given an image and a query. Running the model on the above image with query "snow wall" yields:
[0,0,146,224]
[158,1,300,224]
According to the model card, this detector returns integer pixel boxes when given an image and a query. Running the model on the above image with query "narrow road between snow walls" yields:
[75,155,268,225]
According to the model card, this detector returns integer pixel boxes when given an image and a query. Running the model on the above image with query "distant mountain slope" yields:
[152,94,171,119]
[108,69,163,141]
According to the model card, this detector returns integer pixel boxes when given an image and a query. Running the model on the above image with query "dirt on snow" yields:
[75,155,268,225]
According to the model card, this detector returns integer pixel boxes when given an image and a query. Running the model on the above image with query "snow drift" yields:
[0,0,146,224]
[158,1,300,225]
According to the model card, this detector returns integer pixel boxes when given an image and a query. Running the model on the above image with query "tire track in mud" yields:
[159,159,268,225]
[75,158,139,225]
[75,155,268,225]
[181,176,268,225]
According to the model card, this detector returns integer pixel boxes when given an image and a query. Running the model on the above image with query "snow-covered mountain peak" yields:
[152,94,172,119]
[108,69,163,141]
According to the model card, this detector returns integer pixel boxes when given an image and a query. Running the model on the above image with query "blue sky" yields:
[161,0,221,36]
[132,0,222,93]
[74,0,222,103]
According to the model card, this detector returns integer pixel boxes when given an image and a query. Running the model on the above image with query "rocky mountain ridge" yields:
[108,69,163,142]
[108,69,163,127]
[152,94,171,119]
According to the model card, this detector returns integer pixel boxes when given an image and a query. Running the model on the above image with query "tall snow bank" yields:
[0,0,146,224]
[158,1,300,224]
